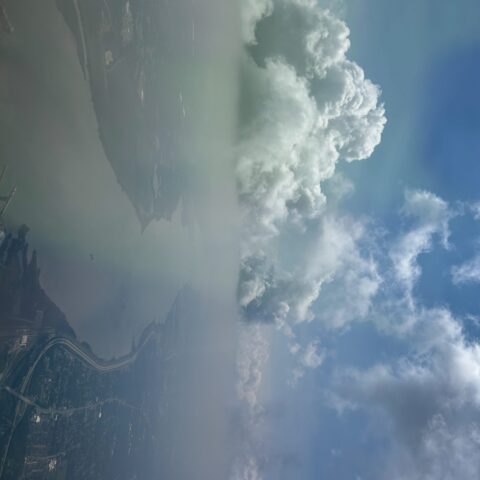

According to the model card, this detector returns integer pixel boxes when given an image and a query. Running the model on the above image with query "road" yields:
[72,0,90,85]
[0,329,156,477]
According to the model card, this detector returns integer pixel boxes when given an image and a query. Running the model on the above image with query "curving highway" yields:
[0,329,156,477]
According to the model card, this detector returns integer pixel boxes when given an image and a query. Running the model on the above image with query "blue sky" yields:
[344,0,480,322]
[345,0,480,215]
[311,2,480,478]
[234,1,480,479]
[9,1,480,478]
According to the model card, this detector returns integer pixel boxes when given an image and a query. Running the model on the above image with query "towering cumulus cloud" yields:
[236,0,385,329]
[234,1,386,478]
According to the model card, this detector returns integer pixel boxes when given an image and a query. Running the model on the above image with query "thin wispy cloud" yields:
[452,252,480,285]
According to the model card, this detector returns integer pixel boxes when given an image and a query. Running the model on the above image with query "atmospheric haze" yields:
[1,1,241,479]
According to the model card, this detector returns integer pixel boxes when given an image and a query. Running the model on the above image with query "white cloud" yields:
[231,3,480,472]
[470,201,480,221]
[233,324,270,480]
[238,255,322,325]
[409,415,480,480]
[236,0,385,334]
[241,0,273,44]
[450,202,480,285]
[235,186,461,479]
[237,324,271,413]
[390,190,454,305]
[452,253,480,285]
[239,214,380,330]
[234,1,386,478]
[301,340,325,368]
[312,59,386,161]
[310,192,480,479]
[237,55,385,248]
[231,455,262,480]
[313,217,381,329]
[289,340,325,384]
[334,306,480,479]
[303,5,351,79]
[324,171,355,201]
[237,56,321,244]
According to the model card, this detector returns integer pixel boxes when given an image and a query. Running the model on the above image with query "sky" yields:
[2,0,480,478]
[233,1,480,479]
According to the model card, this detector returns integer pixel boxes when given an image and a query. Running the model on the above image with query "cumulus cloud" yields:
[234,186,462,479]
[241,0,273,44]
[390,190,454,305]
[470,201,480,221]
[236,0,385,331]
[313,218,381,328]
[289,340,325,384]
[249,0,351,80]
[233,324,271,480]
[238,57,322,240]
[238,251,322,326]
[315,191,480,479]
[237,324,271,413]
[301,340,325,368]
[450,202,480,285]
[235,0,480,471]
[239,214,380,331]
[333,305,480,479]
[452,253,480,285]
[234,215,382,476]
[234,1,385,477]
[237,54,385,246]
[408,415,480,480]
[323,171,354,201]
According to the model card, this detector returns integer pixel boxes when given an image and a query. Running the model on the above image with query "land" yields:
[56,0,185,229]
[0,225,187,479]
